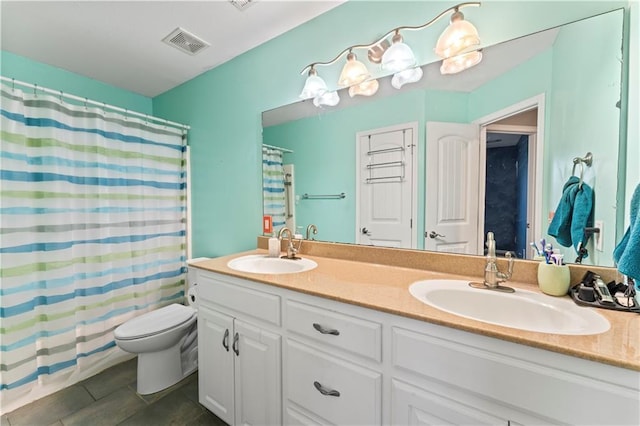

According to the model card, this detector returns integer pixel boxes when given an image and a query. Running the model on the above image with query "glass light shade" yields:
[435,18,480,58]
[348,79,379,98]
[299,74,328,99]
[440,50,483,75]
[391,67,423,89]
[381,41,417,72]
[313,90,340,107]
[338,54,370,87]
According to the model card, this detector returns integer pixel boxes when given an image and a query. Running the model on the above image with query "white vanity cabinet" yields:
[195,268,640,426]
[197,272,282,426]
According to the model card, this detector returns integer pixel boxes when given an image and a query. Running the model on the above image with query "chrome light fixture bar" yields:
[299,2,482,107]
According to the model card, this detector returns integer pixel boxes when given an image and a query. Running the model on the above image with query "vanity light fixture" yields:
[391,66,423,89]
[299,67,328,100]
[299,1,481,107]
[313,90,340,107]
[348,79,379,97]
[381,32,418,73]
[434,7,481,59]
[440,49,483,74]
[338,52,372,87]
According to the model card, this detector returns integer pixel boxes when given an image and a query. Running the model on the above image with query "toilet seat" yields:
[115,304,196,340]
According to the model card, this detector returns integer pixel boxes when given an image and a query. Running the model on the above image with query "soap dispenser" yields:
[268,233,280,258]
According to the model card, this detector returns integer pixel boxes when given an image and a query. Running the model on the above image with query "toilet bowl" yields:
[114,259,207,395]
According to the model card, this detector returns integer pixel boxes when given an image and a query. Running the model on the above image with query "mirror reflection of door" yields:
[356,123,417,248]
[424,122,480,254]
[425,106,539,257]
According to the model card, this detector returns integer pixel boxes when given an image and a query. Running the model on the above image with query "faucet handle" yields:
[504,251,514,278]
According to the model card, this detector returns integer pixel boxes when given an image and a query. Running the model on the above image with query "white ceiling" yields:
[0,0,344,97]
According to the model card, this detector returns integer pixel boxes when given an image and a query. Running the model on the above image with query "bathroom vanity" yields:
[192,245,639,426]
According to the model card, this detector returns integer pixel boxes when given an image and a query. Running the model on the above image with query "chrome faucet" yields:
[277,227,301,259]
[470,232,515,293]
[306,224,318,240]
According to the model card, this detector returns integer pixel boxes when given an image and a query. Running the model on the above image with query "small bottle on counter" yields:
[268,235,280,258]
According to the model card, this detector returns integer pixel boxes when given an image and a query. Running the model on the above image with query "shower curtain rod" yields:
[1,76,190,131]
[263,143,293,153]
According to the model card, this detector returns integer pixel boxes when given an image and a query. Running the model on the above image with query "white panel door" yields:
[357,125,416,248]
[234,320,282,426]
[425,122,480,254]
[198,306,235,425]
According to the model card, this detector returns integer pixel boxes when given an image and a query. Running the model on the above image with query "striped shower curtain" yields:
[262,147,286,232]
[0,84,187,412]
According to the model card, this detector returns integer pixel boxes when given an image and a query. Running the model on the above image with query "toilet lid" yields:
[114,304,196,340]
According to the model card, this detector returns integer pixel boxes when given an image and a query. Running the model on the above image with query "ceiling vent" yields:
[229,0,257,11]
[162,27,210,56]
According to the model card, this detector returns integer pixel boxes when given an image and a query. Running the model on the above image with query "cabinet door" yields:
[234,319,282,426]
[198,306,235,425]
[392,379,507,425]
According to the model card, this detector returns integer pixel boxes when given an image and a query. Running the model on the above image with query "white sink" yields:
[409,279,610,335]
[227,254,317,274]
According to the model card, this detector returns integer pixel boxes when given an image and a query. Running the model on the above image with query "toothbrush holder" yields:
[537,261,571,296]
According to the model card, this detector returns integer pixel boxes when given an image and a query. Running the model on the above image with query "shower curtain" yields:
[262,147,286,233]
[0,84,187,412]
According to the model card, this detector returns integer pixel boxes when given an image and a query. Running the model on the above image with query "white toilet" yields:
[114,258,207,395]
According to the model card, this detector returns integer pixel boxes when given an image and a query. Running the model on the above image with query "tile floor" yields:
[2,358,227,426]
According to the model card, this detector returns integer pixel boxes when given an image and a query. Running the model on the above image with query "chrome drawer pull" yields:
[222,328,230,352]
[313,381,340,397]
[232,332,239,356]
[313,323,340,336]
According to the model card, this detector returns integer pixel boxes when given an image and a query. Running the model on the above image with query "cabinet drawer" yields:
[198,272,281,326]
[285,339,382,425]
[285,299,382,362]
[391,379,506,425]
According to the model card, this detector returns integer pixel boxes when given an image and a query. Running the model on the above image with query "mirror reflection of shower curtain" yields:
[283,164,296,232]
[262,147,286,233]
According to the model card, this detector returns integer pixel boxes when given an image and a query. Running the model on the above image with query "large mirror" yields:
[262,9,624,267]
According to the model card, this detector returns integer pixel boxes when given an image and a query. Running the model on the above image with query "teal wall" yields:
[546,10,623,265]
[153,1,630,258]
[0,50,152,114]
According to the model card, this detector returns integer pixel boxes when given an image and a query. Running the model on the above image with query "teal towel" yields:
[614,183,640,281]
[571,182,594,253]
[548,176,580,247]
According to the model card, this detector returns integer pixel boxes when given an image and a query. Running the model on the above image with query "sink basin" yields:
[227,254,317,274]
[409,280,610,335]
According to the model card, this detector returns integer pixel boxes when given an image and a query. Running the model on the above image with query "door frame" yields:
[473,94,545,257]
[355,121,419,248]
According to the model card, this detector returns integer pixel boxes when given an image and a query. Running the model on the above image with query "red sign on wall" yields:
[263,215,273,234]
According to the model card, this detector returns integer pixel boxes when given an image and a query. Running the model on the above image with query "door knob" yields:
[428,231,445,239]
[361,227,371,236]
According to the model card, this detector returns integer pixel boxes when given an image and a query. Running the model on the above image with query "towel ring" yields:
[572,152,593,188]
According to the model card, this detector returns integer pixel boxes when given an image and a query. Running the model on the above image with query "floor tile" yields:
[82,358,137,400]
[190,409,228,426]
[60,387,145,426]
[6,385,94,426]
[177,374,199,405]
[117,391,203,426]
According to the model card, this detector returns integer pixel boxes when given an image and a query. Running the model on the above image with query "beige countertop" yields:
[192,248,640,371]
